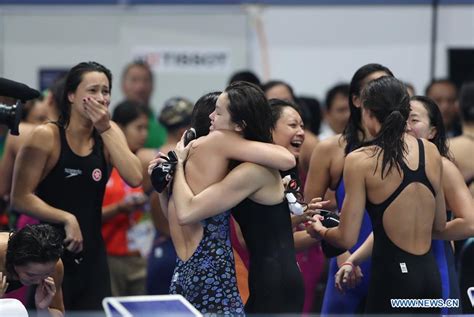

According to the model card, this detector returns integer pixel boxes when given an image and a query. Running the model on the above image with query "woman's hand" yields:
[175,132,195,163]
[147,152,168,175]
[334,261,363,293]
[307,197,331,212]
[35,277,56,310]
[82,97,111,134]
[306,215,327,240]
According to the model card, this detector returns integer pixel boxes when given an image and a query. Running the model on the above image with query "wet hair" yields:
[225,81,273,143]
[268,98,302,127]
[59,61,112,127]
[361,76,410,178]
[425,78,457,96]
[343,63,394,154]
[325,83,350,111]
[112,100,149,127]
[410,95,451,158]
[459,82,474,123]
[228,70,261,87]
[6,224,64,278]
[191,92,220,138]
[121,60,153,84]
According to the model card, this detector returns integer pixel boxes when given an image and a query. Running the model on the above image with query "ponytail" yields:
[370,110,407,178]
[361,77,410,178]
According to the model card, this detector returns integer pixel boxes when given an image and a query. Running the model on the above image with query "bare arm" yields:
[304,139,333,203]
[101,123,143,187]
[211,130,296,170]
[10,125,83,253]
[172,161,265,225]
[346,233,373,266]
[307,152,367,249]
[432,159,474,240]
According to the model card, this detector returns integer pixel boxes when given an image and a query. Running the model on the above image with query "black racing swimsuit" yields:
[364,139,441,314]
[232,198,304,314]
[36,123,110,311]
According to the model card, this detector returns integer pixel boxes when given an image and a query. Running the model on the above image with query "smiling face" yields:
[407,100,436,140]
[14,261,56,286]
[272,106,305,157]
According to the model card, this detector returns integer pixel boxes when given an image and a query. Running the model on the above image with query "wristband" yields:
[340,262,355,270]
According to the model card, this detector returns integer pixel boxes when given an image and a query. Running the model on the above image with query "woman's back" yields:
[355,136,443,314]
[361,136,442,254]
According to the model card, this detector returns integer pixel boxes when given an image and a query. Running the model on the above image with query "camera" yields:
[0,77,41,135]
[0,100,23,136]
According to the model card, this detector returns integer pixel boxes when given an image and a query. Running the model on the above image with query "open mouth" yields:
[290,140,303,148]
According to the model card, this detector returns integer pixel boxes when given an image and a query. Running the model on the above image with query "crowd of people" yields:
[0,59,473,316]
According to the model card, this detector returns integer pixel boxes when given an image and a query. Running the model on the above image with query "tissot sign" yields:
[132,47,231,73]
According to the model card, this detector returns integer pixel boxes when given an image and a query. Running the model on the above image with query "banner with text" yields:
[132,47,231,73]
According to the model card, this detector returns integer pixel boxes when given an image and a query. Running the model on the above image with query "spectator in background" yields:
[298,96,322,136]
[228,70,261,87]
[121,60,168,148]
[101,100,151,297]
[319,83,350,140]
[137,97,193,295]
[425,79,462,137]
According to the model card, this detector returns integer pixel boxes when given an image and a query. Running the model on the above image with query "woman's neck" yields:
[67,111,94,138]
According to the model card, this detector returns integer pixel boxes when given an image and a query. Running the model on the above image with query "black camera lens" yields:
[0,100,23,135]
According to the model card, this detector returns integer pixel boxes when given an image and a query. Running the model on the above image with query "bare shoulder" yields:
[24,123,58,151]
[421,138,442,161]
[317,134,342,151]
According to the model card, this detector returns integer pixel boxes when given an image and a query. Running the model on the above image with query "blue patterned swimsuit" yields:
[169,210,244,315]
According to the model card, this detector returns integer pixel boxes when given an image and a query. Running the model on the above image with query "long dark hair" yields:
[362,76,410,178]
[410,95,451,159]
[225,81,273,143]
[59,61,112,127]
[343,63,394,154]
[191,92,221,138]
[6,224,64,278]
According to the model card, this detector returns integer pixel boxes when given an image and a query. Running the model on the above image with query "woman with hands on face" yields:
[10,62,143,310]
[1,224,64,317]
[307,77,446,314]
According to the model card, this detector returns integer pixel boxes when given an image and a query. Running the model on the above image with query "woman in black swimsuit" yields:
[308,76,446,314]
